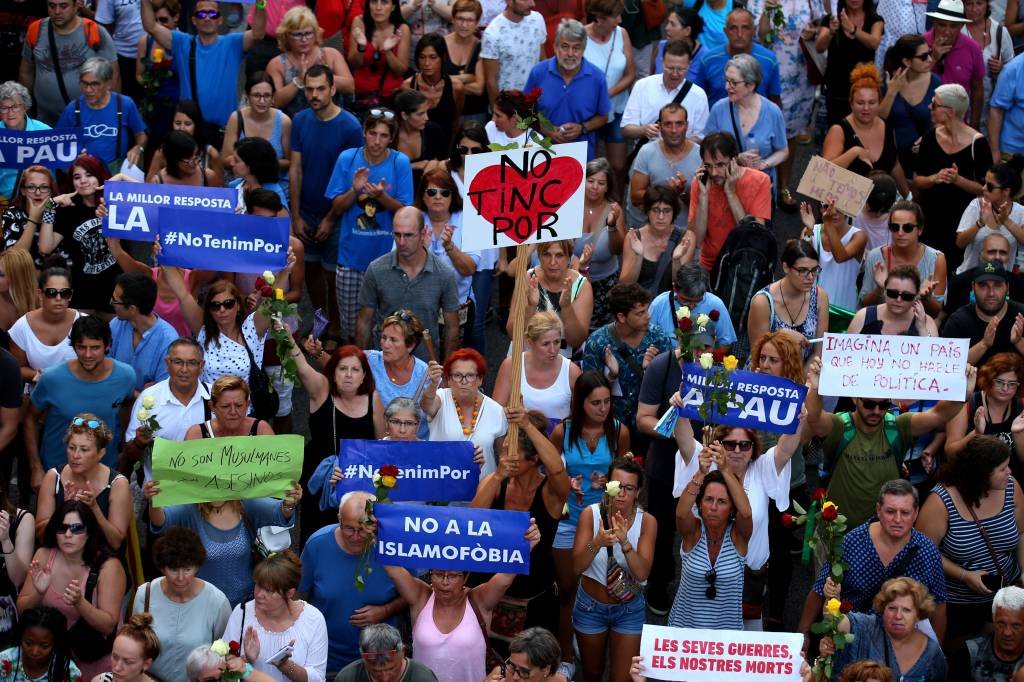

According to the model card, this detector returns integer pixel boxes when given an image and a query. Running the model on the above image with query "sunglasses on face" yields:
[208,299,237,311]
[985,181,1006,192]
[457,145,485,155]
[721,439,754,452]
[886,288,917,302]
[72,417,101,429]
[194,9,220,19]
[888,222,918,233]
[42,287,73,299]
[912,52,933,61]
[705,569,717,599]
[861,399,892,411]
[290,30,315,40]
[156,15,175,24]
[57,522,87,535]
[425,188,451,198]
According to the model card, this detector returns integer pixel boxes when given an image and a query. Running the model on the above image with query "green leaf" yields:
[809,621,829,634]
[792,500,807,515]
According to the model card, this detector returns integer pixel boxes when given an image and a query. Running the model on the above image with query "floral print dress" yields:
[750,0,825,137]
[876,0,927,72]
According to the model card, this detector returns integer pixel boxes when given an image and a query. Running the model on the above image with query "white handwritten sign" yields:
[638,625,803,681]
[796,155,874,217]
[819,333,969,400]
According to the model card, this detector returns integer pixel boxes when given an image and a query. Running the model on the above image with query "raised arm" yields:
[141,0,174,50]
[160,266,202,334]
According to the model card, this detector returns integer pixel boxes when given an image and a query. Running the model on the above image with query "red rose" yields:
[677,317,693,332]
[229,641,241,656]
[821,505,839,522]
[2,660,12,675]
[260,285,273,297]
[709,309,720,321]
[840,600,853,614]
[712,348,725,363]
[524,87,542,104]
[255,277,266,288]
[379,464,400,478]
[812,487,827,501]
[781,513,795,528]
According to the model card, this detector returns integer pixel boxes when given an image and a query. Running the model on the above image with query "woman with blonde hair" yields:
[267,6,355,117]
[492,311,583,431]
[0,248,38,331]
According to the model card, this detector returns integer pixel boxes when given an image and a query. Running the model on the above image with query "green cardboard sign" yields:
[151,435,303,507]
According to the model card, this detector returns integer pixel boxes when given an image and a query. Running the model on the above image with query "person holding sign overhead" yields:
[381,519,542,682]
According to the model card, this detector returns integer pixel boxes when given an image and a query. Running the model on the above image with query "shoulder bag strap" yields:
[606,323,645,376]
[649,227,682,296]
[672,79,693,107]
[189,36,201,119]
[729,102,743,149]
[236,108,246,138]
[48,19,71,105]
[144,580,152,612]
[966,503,1007,583]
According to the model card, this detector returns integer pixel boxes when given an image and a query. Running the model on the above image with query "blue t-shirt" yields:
[992,53,1024,155]
[108,317,180,391]
[325,148,413,271]
[291,108,363,224]
[688,43,782,107]
[705,95,787,187]
[683,0,730,53]
[55,94,147,165]
[170,31,246,127]
[523,57,612,160]
[30,360,136,470]
[648,290,737,349]
[299,524,399,671]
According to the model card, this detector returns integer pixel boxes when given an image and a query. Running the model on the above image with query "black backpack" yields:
[710,215,777,348]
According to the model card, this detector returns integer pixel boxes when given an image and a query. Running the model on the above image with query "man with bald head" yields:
[299,491,406,674]
[946,233,1024,313]
[357,205,462,361]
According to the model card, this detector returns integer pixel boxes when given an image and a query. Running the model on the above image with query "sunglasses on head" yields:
[457,145,485,155]
[72,417,101,429]
[425,188,451,198]
[361,649,399,662]
[194,9,219,18]
[208,299,237,311]
[705,569,717,599]
[886,288,917,302]
[58,522,87,535]
[861,399,892,411]
[368,108,396,120]
[721,439,754,452]
[42,287,73,299]
[888,222,917,233]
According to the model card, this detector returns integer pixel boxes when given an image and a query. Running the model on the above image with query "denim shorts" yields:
[573,583,646,635]
[553,520,577,549]
[595,112,625,144]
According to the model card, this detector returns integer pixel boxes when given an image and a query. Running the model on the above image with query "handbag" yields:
[600,505,642,602]
[640,0,667,30]
[241,333,278,422]
[68,558,116,663]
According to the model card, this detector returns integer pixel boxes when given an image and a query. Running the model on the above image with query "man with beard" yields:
[23,316,135,487]
[943,260,1024,365]
[945,234,1024,314]
[949,586,1024,681]
[290,64,363,348]
[524,19,610,160]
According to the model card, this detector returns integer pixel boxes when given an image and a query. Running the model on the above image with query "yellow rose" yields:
[210,640,230,656]
[275,288,285,301]
[151,47,164,63]
[137,409,149,421]
[699,352,714,370]
[822,501,836,512]
[723,355,739,372]
[381,475,398,488]
[141,395,156,409]
[262,270,276,286]
[825,598,842,618]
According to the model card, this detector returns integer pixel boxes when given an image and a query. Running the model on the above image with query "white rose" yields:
[695,313,710,328]
[137,409,149,421]
[605,480,622,498]
[210,640,230,656]
[141,395,156,409]
[699,352,714,370]
[262,270,276,286]
[676,306,691,320]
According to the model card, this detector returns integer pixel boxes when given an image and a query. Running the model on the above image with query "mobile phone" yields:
[312,308,329,339]
[698,168,709,185]
[981,573,1003,591]
[265,644,293,666]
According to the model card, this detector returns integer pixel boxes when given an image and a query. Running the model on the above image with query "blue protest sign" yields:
[0,128,82,169]
[102,181,237,240]
[675,363,807,434]
[157,208,289,273]
[334,440,479,504]
[375,504,531,575]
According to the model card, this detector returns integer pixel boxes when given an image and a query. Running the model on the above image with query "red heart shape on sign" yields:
[467,150,583,244]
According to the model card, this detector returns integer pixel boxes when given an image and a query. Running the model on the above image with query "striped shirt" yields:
[935,480,1021,604]
[668,522,745,630]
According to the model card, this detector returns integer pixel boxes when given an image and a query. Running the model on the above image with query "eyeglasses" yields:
[109,296,125,307]
[340,524,368,536]
[0,104,24,114]
[888,222,918,233]
[290,30,315,40]
[912,52,933,61]
[860,399,892,411]
[504,657,536,679]
[791,265,821,278]
[431,570,464,583]
[663,65,687,74]
[994,378,1022,390]
[42,287,73,299]
[22,184,51,193]
[79,80,103,89]
[617,484,638,493]
[169,358,202,368]
[249,92,274,101]
[387,418,419,429]
[929,100,952,110]
[362,649,400,662]
[885,288,917,302]
[72,417,101,429]
[649,206,673,215]
[705,569,717,599]
[449,372,478,383]
[457,145,485,155]
[425,188,451,198]
[194,9,220,18]
[724,77,747,87]
[368,108,396,120]
[721,439,754,452]
[208,299,237,311]
[181,155,201,167]
[985,181,1006,192]
[58,522,87,535]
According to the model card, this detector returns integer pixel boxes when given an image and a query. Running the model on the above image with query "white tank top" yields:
[519,354,572,424]
[582,502,646,585]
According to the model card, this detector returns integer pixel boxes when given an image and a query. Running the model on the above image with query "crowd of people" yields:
[6,0,1024,679]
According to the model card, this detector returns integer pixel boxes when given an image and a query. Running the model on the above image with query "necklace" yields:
[779,281,808,324]
[388,355,414,383]
[454,393,481,435]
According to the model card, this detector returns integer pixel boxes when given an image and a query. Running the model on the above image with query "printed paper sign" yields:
[333,440,479,505]
[675,364,807,434]
[819,333,969,400]
[151,435,303,507]
[461,142,586,251]
[157,208,289,273]
[796,155,873,217]
[0,128,82,169]
[375,504,531,575]
[639,625,803,681]
[102,181,237,240]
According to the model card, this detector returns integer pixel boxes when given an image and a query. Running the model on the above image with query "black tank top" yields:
[495,477,558,598]
[861,305,922,336]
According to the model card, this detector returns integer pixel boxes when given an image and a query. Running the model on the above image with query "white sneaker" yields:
[557,661,575,679]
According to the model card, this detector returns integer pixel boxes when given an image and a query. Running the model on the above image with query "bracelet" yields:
[242,662,253,680]
[621,544,632,555]
[255,0,266,8]
[26,219,40,226]
[586,542,598,554]
[292,77,303,89]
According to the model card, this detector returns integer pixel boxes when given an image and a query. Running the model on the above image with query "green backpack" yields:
[821,411,904,481]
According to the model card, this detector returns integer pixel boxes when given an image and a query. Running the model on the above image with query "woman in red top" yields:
[348,0,411,115]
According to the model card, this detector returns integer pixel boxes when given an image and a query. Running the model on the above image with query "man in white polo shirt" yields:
[622,38,709,143]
